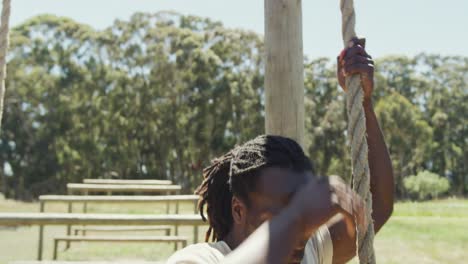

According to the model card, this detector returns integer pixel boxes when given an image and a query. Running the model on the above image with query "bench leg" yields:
[37,225,44,260]
[83,190,88,213]
[173,224,180,251]
[37,201,45,260]
[194,225,199,244]
[66,202,72,249]
[193,200,198,214]
[53,239,59,260]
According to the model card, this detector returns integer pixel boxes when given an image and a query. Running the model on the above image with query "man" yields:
[168,39,394,264]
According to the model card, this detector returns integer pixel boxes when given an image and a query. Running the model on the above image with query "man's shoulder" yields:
[166,241,231,264]
[304,225,333,264]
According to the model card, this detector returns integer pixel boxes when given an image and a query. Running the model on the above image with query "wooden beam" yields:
[67,184,181,194]
[83,179,172,185]
[72,226,172,232]
[264,0,305,147]
[0,213,205,226]
[54,235,188,242]
[53,236,188,260]
[39,195,198,203]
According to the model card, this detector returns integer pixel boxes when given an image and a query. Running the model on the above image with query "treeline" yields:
[0,12,466,200]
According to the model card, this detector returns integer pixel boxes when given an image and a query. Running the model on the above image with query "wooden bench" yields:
[39,195,199,252]
[67,184,182,195]
[53,235,187,260]
[83,179,172,185]
[39,195,199,214]
[0,213,204,260]
[72,226,172,236]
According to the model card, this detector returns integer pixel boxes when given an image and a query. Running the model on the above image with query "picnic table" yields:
[67,183,181,195]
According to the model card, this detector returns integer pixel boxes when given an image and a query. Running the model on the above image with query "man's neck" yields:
[222,230,243,250]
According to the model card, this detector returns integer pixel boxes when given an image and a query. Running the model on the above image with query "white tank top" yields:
[167,226,333,264]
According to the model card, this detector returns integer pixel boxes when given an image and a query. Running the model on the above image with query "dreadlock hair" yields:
[195,135,314,242]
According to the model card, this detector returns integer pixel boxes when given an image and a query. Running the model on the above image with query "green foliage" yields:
[403,171,450,200]
[0,12,466,199]
[374,92,434,195]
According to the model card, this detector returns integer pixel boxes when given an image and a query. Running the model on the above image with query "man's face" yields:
[239,167,312,264]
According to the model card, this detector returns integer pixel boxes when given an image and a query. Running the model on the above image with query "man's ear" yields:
[231,196,247,224]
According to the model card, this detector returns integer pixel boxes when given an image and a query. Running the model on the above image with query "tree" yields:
[374,92,434,196]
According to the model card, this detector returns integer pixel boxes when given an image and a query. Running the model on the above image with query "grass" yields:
[1,196,467,264]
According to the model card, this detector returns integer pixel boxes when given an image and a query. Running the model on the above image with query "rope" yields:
[340,0,376,263]
[0,0,11,128]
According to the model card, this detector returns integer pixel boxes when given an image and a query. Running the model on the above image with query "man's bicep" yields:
[327,214,357,264]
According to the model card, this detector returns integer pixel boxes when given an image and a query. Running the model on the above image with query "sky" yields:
[9,0,468,59]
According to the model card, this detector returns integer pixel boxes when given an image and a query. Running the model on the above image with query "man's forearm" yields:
[364,100,394,232]
[223,205,304,264]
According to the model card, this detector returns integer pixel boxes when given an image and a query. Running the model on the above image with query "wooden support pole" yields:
[53,239,59,260]
[166,201,170,214]
[174,224,179,251]
[193,199,198,243]
[37,201,45,260]
[65,202,72,249]
[264,0,305,147]
[194,226,199,244]
[83,190,88,213]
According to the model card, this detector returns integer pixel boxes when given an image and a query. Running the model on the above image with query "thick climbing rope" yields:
[340,0,376,263]
[0,0,11,128]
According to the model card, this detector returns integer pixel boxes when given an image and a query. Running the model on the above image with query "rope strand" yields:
[340,0,376,263]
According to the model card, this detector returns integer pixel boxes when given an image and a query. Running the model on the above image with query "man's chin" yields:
[287,248,305,264]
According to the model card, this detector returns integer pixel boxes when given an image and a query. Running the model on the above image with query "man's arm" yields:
[223,202,306,264]
[364,99,394,232]
[223,177,366,264]
[328,39,394,264]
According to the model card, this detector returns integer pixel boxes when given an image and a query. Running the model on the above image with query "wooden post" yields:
[53,239,59,260]
[165,191,171,214]
[174,224,179,251]
[193,200,198,214]
[83,190,88,213]
[194,225,199,244]
[65,202,72,249]
[37,201,45,260]
[193,200,198,243]
[264,0,305,147]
